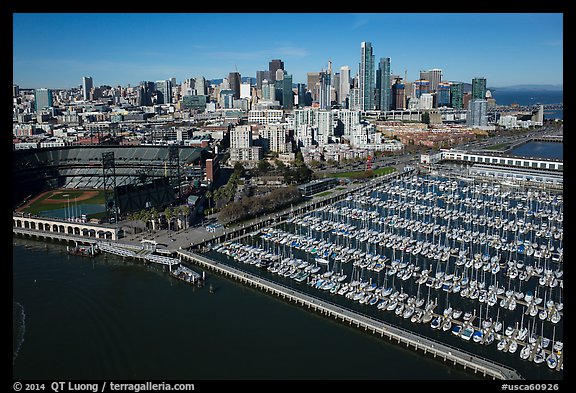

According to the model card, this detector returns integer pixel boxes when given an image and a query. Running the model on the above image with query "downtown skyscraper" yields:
[269,59,284,83]
[339,66,351,108]
[155,80,172,104]
[82,76,93,101]
[228,72,241,99]
[420,69,442,92]
[359,42,375,111]
[376,57,391,111]
[319,61,332,110]
[34,88,53,112]
[282,74,294,110]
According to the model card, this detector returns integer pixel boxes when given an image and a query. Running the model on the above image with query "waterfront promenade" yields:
[111,168,414,252]
[177,249,524,380]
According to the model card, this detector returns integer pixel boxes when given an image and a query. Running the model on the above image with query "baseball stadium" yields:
[13,145,213,222]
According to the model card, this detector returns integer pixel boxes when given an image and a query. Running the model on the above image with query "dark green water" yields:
[13,238,479,380]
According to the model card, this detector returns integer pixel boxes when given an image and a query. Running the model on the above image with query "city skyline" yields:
[13,13,563,89]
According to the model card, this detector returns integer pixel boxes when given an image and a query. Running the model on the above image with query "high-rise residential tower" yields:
[376,57,391,111]
[472,77,487,100]
[450,82,463,109]
[359,41,375,111]
[339,66,351,107]
[155,80,172,104]
[467,99,488,127]
[34,88,53,112]
[82,76,93,101]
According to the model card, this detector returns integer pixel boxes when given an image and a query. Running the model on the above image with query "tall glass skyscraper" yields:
[359,42,375,111]
[450,82,463,109]
[297,83,307,108]
[155,80,172,104]
[436,82,451,107]
[472,77,487,100]
[319,69,331,110]
[376,57,391,111]
[282,74,293,110]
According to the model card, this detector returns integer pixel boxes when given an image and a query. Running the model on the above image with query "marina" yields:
[178,249,522,380]
[201,173,563,378]
[13,169,563,379]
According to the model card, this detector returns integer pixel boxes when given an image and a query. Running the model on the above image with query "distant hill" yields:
[489,84,563,92]
[209,77,255,85]
[209,77,299,89]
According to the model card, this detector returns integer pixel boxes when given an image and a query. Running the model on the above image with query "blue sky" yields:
[13,13,563,89]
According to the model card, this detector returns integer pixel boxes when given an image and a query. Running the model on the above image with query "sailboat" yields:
[492,308,502,333]
[516,309,528,341]
[508,339,518,354]
[546,326,558,370]
[520,343,532,360]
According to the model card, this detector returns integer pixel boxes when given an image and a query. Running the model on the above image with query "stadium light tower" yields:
[63,194,69,220]
[102,152,118,223]
[168,145,181,199]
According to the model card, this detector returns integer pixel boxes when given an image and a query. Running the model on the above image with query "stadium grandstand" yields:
[12,145,210,210]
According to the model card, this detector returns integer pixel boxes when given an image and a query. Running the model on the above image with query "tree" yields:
[308,160,321,168]
[179,205,190,229]
[274,159,286,173]
[164,207,173,231]
[295,151,304,165]
[296,165,313,184]
[149,208,159,230]
[233,162,245,176]
[421,112,430,125]
[257,160,272,174]
[206,190,213,210]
